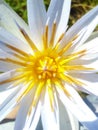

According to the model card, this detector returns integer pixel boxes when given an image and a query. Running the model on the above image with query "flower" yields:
[0,0,98,130]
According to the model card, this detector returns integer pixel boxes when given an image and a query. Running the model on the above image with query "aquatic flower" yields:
[0,0,98,130]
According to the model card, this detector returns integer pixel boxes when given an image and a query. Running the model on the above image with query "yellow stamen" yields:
[28,82,44,116]
[59,73,85,86]
[47,79,54,111]
[63,65,94,71]
[43,25,48,49]
[7,44,28,57]
[17,81,35,102]
[49,23,57,47]
[55,79,71,97]
[59,35,79,56]
[57,33,65,43]
[20,28,38,52]
[0,73,26,85]
[58,42,72,56]
[13,77,27,86]
[60,50,86,64]
[0,58,26,66]
[32,82,44,106]
[13,53,26,60]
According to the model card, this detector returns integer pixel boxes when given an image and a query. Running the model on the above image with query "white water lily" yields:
[0,0,98,130]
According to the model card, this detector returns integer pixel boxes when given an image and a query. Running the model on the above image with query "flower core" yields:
[35,56,57,80]
[24,48,60,83]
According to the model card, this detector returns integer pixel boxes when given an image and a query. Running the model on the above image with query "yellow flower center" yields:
[24,48,60,83]
[35,56,57,80]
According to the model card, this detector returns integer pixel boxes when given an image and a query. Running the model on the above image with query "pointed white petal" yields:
[69,72,98,96]
[28,101,41,130]
[0,69,20,91]
[87,60,98,71]
[16,86,41,130]
[41,89,59,130]
[87,31,98,42]
[0,83,32,122]
[47,0,56,17]
[58,98,78,130]
[0,81,16,91]
[57,85,98,130]
[14,88,35,130]
[0,1,35,53]
[66,109,79,130]
[0,61,20,72]
[0,28,32,54]
[74,16,98,49]
[60,6,98,48]
[0,89,15,104]
[0,68,16,92]
[77,37,98,60]
[47,0,71,44]
[67,38,98,73]
[0,42,15,57]
[0,69,17,82]
[68,56,98,74]
[0,49,20,72]
[0,44,26,69]
[23,102,41,130]
[0,87,20,121]
[55,0,71,44]
[27,0,47,49]
[0,1,30,42]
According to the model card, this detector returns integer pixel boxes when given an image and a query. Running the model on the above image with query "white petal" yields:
[74,16,98,49]
[60,6,98,48]
[28,101,41,130]
[0,1,30,42]
[68,56,98,73]
[41,89,59,130]
[0,69,20,91]
[0,42,15,57]
[57,85,98,130]
[66,109,79,130]
[0,83,32,122]
[0,87,20,121]
[27,0,47,49]
[0,61,20,72]
[16,86,41,130]
[69,72,98,96]
[47,0,71,44]
[77,37,98,59]
[58,98,78,130]
[24,87,41,130]
[55,0,71,44]
[67,38,98,72]
[87,31,98,42]
[47,0,56,17]
[0,69,17,82]
[0,1,34,54]
[0,28,32,54]
[0,81,17,91]
[14,88,35,130]
[0,49,19,72]
[0,45,26,70]
[22,102,41,130]
[87,60,98,71]
[0,89,15,104]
